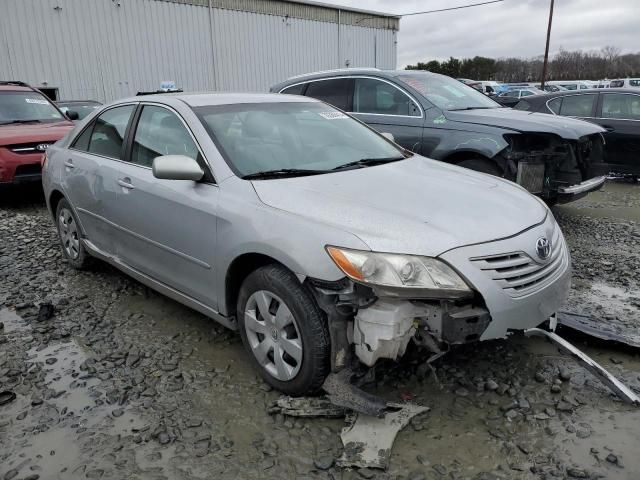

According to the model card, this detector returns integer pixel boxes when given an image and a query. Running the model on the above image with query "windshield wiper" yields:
[447,106,497,111]
[331,156,406,171]
[0,119,43,126]
[242,168,328,180]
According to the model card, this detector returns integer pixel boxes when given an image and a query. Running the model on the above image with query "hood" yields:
[252,156,547,256]
[445,108,605,139]
[0,121,74,147]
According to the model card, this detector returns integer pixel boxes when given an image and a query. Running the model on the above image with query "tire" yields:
[457,158,503,177]
[237,264,330,395]
[55,198,91,269]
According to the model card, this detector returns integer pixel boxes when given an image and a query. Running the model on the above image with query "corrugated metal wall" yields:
[0,0,397,102]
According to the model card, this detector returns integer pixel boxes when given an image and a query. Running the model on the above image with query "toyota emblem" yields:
[536,237,551,260]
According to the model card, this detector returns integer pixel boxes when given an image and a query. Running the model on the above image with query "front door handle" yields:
[117,178,135,190]
[64,159,74,169]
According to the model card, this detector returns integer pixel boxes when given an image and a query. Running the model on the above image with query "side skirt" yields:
[83,239,237,331]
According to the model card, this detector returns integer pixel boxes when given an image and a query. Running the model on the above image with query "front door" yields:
[349,77,425,153]
[110,104,219,308]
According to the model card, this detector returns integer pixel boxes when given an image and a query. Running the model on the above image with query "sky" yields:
[327,0,640,67]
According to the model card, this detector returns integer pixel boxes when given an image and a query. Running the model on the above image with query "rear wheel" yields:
[457,158,503,177]
[237,264,330,395]
[56,198,90,269]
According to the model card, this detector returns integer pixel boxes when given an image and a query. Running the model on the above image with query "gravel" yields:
[1,182,639,479]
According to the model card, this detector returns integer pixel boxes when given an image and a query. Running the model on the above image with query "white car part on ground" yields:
[338,403,429,470]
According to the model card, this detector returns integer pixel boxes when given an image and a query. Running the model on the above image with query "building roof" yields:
[155,0,400,29]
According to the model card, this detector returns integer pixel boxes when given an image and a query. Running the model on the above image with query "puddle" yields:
[0,308,32,333]
[28,340,99,412]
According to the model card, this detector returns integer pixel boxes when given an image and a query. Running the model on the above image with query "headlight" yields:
[326,246,472,298]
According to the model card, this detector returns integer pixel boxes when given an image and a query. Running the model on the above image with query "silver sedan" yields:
[42,93,571,395]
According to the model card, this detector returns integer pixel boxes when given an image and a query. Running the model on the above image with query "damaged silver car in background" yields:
[43,93,571,396]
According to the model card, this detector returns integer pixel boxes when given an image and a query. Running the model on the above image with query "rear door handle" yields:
[117,178,135,190]
[64,159,74,169]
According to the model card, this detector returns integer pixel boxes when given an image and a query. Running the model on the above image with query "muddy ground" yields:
[1,181,639,480]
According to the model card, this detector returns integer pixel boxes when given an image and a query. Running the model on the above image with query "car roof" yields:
[527,87,637,100]
[272,69,440,89]
[56,100,102,104]
[0,85,34,92]
[114,92,322,108]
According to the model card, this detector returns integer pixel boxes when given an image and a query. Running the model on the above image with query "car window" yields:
[304,78,351,111]
[513,100,531,111]
[195,102,403,178]
[558,95,595,117]
[521,91,534,97]
[630,80,640,87]
[547,98,562,114]
[0,91,64,124]
[601,94,640,121]
[60,103,101,120]
[353,78,420,116]
[86,105,135,159]
[560,84,577,91]
[131,106,199,167]
[609,80,624,88]
[281,84,306,95]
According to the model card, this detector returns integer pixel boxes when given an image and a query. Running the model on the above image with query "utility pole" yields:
[540,0,555,91]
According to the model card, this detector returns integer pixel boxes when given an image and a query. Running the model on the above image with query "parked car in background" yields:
[515,88,640,177]
[494,88,543,107]
[534,84,568,93]
[43,92,571,395]
[456,78,483,91]
[546,80,592,91]
[608,78,640,89]
[479,81,507,96]
[0,81,75,188]
[56,100,102,122]
[271,69,606,204]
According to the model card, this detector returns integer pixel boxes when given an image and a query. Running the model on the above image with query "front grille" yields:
[470,228,567,297]
[516,162,545,193]
[9,142,52,154]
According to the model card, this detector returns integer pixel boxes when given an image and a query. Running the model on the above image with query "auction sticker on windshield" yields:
[318,111,348,120]
[25,98,49,105]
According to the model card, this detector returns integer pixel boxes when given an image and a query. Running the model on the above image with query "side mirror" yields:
[152,155,204,181]
[66,110,79,120]
[381,132,395,143]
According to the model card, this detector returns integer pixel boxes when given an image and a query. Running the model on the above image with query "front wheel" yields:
[237,264,330,395]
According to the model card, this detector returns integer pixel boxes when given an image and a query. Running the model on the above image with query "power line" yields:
[400,0,506,17]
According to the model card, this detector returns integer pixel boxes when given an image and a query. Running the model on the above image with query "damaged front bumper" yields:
[310,213,571,369]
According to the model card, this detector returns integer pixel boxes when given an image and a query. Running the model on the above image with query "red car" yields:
[0,81,75,188]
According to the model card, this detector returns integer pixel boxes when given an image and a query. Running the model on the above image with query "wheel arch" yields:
[224,253,294,320]
[48,189,66,220]
[442,150,506,175]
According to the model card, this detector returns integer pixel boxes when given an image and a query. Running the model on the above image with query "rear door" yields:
[349,77,424,153]
[597,92,640,169]
[63,104,136,255]
[108,103,219,308]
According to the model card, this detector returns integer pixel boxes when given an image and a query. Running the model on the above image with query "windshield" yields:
[58,103,101,120]
[194,102,405,178]
[395,73,500,110]
[0,91,65,124]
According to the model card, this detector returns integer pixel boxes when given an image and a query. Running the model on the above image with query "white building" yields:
[0,0,399,102]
